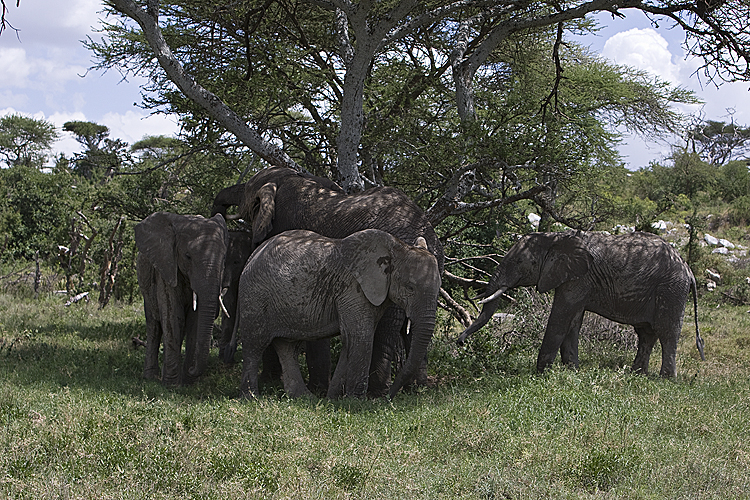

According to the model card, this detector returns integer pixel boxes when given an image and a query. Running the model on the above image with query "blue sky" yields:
[1,2,748,170]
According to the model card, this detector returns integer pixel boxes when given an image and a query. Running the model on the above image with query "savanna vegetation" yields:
[2,1,750,498]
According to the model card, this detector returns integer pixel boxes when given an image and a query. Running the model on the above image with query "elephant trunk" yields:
[185,273,221,383]
[456,284,508,346]
[389,309,436,399]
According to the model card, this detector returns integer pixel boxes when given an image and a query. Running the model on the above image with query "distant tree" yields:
[0,114,58,168]
[719,160,750,202]
[686,119,750,166]
[63,121,127,181]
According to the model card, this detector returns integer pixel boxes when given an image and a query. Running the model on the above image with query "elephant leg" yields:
[658,328,680,378]
[368,306,406,397]
[218,313,236,363]
[632,325,657,374]
[559,311,584,368]
[160,291,186,386]
[305,339,331,396]
[345,336,375,398]
[273,339,312,398]
[240,338,266,399]
[328,347,348,399]
[537,294,584,373]
[142,302,162,380]
[181,308,202,385]
[259,346,283,385]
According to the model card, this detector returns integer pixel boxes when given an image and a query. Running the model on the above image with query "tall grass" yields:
[1,290,749,499]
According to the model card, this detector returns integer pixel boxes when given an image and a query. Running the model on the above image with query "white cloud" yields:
[602,28,685,85]
[101,110,180,146]
[0,47,31,87]
[63,0,106,32]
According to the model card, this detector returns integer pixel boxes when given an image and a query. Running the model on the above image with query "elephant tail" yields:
[691,275,705,361]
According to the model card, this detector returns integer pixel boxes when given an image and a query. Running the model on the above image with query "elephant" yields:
[229,228,441,399]
[216,230,253,360]
[456,231,705,377]
[135,212,228,386]
[212,166,444,396]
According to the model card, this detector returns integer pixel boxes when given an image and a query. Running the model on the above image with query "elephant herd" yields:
[134,166,705,400]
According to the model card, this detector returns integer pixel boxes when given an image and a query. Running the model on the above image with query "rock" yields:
[712,247,729,255]
[706,280,717,291]
[704,233,719,246]
[528,213,541,229]
[719,238,735,249]
[651,220,668,231]
[706,269,722,284]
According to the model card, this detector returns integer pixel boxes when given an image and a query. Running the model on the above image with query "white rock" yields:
[528,213,541,229]
[704,234,720,246]
[706,280,717,291]
[706,269,722,282]
[651,220,668,231]
[719,238,735,249]
[712,247,729,255]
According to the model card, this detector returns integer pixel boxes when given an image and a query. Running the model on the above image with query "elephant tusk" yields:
[225,214,242,221]
[478,287,506,304]
[193,291,197,311]
[219,291,230,319]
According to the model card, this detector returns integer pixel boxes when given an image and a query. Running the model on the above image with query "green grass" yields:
[1,291,749,499]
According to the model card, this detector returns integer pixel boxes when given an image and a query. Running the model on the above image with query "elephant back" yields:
[242,168,444,273]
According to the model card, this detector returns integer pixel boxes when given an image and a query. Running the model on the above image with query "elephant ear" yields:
[342,229,393,306]
[241,182,277,248]
[537,233,591,293]
[135,212,178,287]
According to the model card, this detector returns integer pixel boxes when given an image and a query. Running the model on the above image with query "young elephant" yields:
[135,212,228,386]
[457,231,705,377]
[231,229,441,399]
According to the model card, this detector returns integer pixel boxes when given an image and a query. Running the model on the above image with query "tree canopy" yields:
[81,0,745,230]
[0,114,58,169]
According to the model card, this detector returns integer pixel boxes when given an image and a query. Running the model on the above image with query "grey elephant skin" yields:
[231,228,441,400]
[212,166,444,396]
[217,230,253,360]
[135,212,228,386]
[457,231,705,377]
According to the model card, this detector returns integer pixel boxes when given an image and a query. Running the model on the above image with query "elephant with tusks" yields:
[457,231,705,377]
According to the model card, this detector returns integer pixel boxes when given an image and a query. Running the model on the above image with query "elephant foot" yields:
[161,376,180,387]
[143,368,159,380]
[285,384,314,399]
[307,379,329,398]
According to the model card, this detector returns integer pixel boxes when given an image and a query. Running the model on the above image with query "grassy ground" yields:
[1,290,749,499]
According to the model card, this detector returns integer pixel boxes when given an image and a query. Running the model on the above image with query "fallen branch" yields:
[65,291,89,306]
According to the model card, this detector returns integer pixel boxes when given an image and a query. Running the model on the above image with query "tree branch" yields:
[106,0,301,172]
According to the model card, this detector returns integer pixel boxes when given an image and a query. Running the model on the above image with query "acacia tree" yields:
[686,119,750,166]
[91,1,749,196]
[0,114,58,168]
